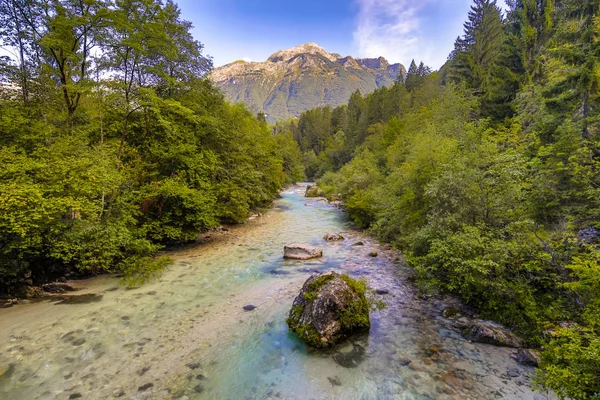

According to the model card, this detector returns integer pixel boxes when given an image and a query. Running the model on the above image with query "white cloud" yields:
[353,0,463,70]
[242,57,253,62]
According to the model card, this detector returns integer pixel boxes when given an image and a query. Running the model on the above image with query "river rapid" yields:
[0,184,550,400]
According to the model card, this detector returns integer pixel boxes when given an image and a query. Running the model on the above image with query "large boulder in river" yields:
[463,321,524,348]
[284,244,323,260]
[287,272,370,348]
[305,185,323,198]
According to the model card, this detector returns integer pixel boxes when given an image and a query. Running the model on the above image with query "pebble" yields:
[193,384,204,393]
[507,369,520,378]
[243,304,257,311]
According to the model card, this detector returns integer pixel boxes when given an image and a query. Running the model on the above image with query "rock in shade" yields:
[286,272,370,348]
[283,244,323,260]
[42,282,76,294]
[516,349,540,367]
[369,252,378,257]
[243,305,257,311]
[463,321,524,348]
[375,289,389,295]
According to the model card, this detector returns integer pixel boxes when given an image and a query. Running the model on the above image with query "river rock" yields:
[323,233,344,241]
[42,282,76,294]
[305,185,324,198]
[283,244,323,260]
[463,321,523,348]
[516,349,540,366]
[243,304,257,311]
[286,272,370,348]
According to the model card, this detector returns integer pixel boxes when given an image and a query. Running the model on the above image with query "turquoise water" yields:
[0,185,548,399]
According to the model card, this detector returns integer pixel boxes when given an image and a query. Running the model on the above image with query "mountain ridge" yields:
[210,43,405,122]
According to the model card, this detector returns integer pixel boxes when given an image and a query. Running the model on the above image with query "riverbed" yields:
[0,184,550,399]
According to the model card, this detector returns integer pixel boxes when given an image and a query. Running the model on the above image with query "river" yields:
[0,184,549,399]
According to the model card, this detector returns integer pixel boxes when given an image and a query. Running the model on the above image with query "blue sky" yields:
[177,0,507,70]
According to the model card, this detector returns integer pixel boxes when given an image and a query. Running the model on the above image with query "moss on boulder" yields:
[305,185,324,198]
[286,272,371,348]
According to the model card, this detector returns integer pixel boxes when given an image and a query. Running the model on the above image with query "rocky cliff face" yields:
[210,43,405,122]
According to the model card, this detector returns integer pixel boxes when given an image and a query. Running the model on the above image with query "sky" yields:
[177,0,508,70]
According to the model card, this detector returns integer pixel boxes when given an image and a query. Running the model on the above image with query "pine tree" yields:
[544,0,599,138]
[404,60,418,91]
[448,0,505,95]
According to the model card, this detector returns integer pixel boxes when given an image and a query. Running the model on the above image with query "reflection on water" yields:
[0,185,548,400]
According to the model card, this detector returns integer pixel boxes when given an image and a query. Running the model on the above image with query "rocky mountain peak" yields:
[210,43,405,122]
[268,42,336,63]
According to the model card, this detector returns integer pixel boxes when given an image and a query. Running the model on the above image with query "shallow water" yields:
[0,184,550,400]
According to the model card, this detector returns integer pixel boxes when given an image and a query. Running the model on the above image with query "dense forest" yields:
[285,0,600,398]
[0,0,303,293]
[2,0,599,398]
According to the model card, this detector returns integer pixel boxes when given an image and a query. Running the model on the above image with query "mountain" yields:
[210,43,405,122]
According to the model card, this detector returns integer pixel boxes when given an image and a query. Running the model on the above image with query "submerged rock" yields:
[243,305,257,311]
[305,185,323,198]
[137,383,153,391]
[332,342,366,368]
[323,233,344,241]
[463,321,523,348]
[328,376,342,386]
[53,293,103,305]
[286,272,370,348]
[283,244,323,260]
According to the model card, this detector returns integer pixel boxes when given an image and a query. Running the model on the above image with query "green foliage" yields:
[0,0,291,294]
[534,253,600,399]
[283,1,600,394]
